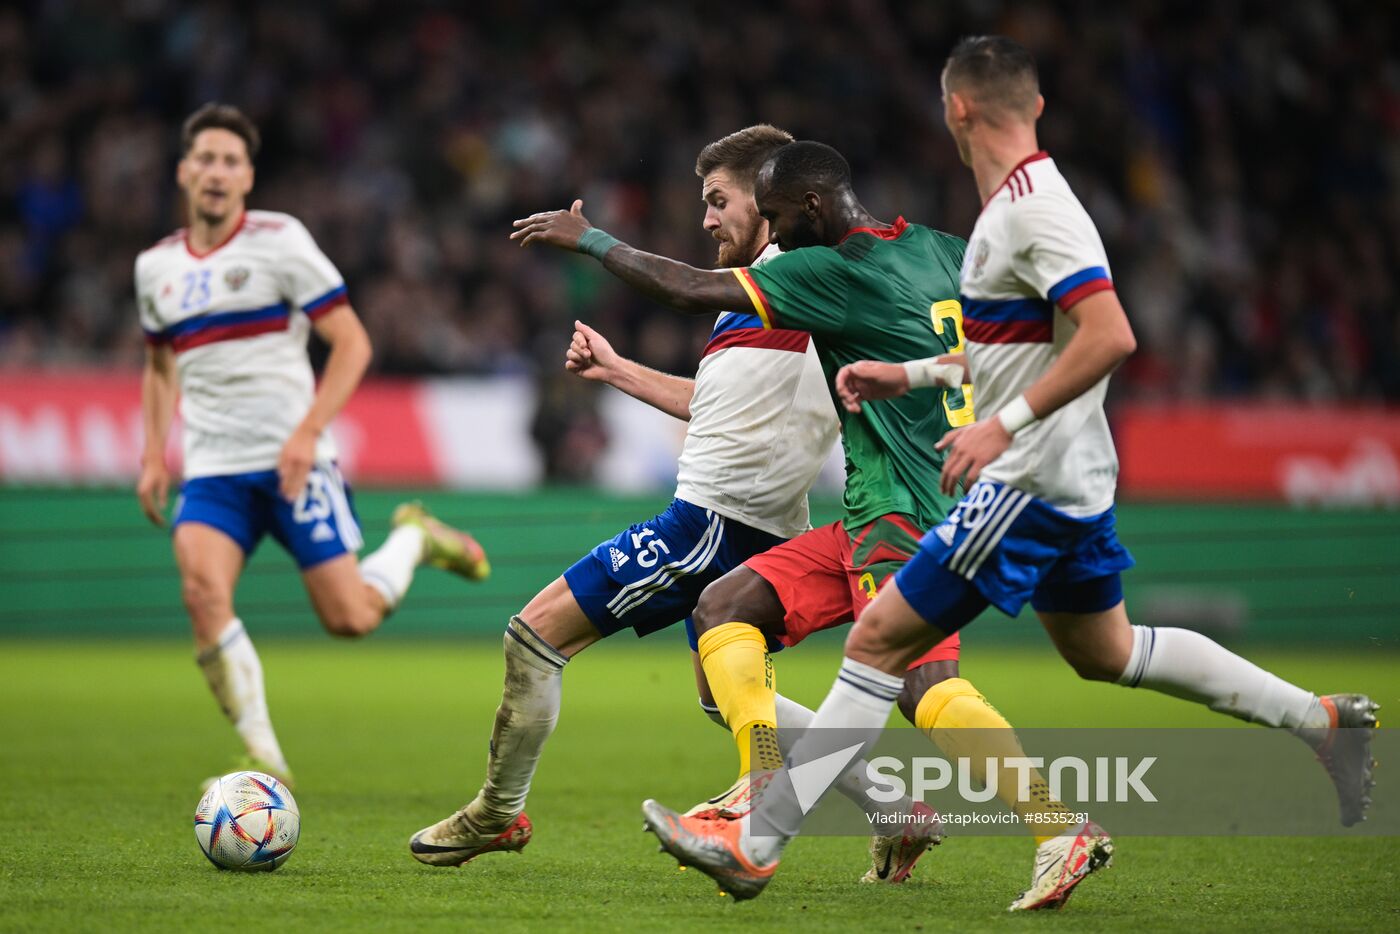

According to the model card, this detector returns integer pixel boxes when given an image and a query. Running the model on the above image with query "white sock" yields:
[774,692,909,819]
[464,616,567,831]
[359,525,425,609]
[745,658,903,865]
[1119,625,1327,736]
[196,619,289,773]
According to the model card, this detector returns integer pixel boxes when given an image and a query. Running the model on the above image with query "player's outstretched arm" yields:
[511,200,748,316]
[835,355,968,413]
[137,343,177,527]
[936,291,1135,495]
[565,319,694,421]
[277,305,372,501]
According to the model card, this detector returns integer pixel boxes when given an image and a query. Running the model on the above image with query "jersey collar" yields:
[184,210,247,259]
[840,216,909,243]
[984,151,1051,209]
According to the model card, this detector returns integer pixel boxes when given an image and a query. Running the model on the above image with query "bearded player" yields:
[644,36,1379,910]
[511,140,1089,875]
[410,126,951,884]
[135,103,489,788]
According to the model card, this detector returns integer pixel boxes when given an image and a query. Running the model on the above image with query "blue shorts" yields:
[172,463,364,570]
[897,480,1135,631]
[562,498,786,642]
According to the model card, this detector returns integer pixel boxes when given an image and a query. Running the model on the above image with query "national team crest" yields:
[968,238,990,280]
[224,266,251,291]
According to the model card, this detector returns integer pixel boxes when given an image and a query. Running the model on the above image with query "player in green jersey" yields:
[512,141,1085,882]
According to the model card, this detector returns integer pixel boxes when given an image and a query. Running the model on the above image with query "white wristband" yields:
[902,358,964,389]
[997,394,1037,434]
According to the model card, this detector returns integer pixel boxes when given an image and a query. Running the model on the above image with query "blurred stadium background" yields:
[3,3,1399,930]
[1,0,1397,647]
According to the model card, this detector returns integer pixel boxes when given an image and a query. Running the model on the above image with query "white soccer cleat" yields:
[681,770,774,821]
[1007,821,1113,911]
[862,801,943,884]
[408,809,532,867]
[1315,693,1380,827]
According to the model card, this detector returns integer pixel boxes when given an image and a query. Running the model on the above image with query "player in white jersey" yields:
[654,36,1378,910]
[135,104,490,788]
[652,34,1377,912]
[408,126,939,882]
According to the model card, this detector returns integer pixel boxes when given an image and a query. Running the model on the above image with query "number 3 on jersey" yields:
[930,299,975,428]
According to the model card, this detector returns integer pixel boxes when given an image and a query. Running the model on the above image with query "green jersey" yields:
[734,218,973,531]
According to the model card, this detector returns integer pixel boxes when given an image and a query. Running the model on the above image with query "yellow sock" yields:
[915,677,1077,845]
[697,622,781,775]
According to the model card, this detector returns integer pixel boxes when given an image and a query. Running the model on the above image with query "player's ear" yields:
[176,156,189,188]
[949,91,970,125]
[1033,94,1045,119]
[802,190,821,219]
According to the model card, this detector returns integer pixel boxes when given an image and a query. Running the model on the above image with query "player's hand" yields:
[136,456,171,528]
[277,426,317,502]
[565,320,619,383]
[835,360,910,413]
[935,418,1013,495]
[510,200,592,251]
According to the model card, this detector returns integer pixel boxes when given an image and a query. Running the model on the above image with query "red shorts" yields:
[744,514,960,669]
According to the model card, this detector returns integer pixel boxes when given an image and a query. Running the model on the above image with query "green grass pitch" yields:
[2,639,1397,932]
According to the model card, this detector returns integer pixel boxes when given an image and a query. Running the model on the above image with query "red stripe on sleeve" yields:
[702,328,809,358]
[1055,280,1115,312]
[306,294,350,319]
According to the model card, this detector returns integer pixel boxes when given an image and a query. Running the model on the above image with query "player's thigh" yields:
[300,553,380,637]
[702,522,850,642]
[1037,599,1133,682]
[844,576,947,671]
[172,522,247,639]
[519,575,604,658]
[691,564,787,638]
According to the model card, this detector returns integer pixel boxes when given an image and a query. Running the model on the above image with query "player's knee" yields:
[691,581,735,636]
[318,603,379,639]
[180,572,232,622]
[1060,642,1121,682]
[896,661,958,725]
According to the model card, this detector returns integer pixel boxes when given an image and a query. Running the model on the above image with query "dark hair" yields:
[943,35,1039,114]
[695,124,794,189]
[761,140,852,196]
[181,103,261,160]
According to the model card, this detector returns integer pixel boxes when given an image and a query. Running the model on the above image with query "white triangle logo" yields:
[788,742,866,815]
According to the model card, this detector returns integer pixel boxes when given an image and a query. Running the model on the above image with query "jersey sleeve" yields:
[274,218,349,319]
[133,253,169,345]
[736,246,849,335]
[1009,194,1114,312]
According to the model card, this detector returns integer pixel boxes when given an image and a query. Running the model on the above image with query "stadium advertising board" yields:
[4,372,1399,504]
[1115,403,1400,505]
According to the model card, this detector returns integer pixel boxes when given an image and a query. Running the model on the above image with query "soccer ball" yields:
[194,771,300,871]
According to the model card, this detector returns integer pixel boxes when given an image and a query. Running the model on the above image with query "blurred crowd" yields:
[3,0,1398,408]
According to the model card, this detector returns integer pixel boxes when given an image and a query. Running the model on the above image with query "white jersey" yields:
[135,210,348,479]
[959,153,1119,516]
[676,246,839,539]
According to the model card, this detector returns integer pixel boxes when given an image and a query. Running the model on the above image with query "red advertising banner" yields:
[0,370,448,485]
[1116,404,1400,504]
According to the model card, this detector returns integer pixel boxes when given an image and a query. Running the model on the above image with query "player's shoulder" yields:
[1001,157,1094,233]
[243,209,307,239]
[907,223,967,258]
[136,228,187,263]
